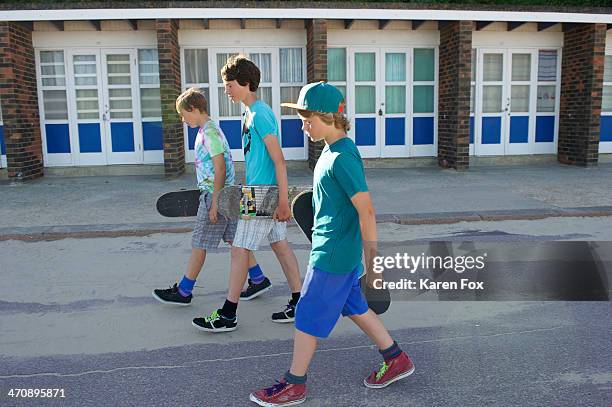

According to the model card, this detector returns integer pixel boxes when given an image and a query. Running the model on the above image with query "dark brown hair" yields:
[221,54,260,92]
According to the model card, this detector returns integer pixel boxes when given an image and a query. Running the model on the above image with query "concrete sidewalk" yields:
[1,162,612,239]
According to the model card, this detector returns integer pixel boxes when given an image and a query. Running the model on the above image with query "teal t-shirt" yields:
[243,100,278,185]
[309,137,369,274]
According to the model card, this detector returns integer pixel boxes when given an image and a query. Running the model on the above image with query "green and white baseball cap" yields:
[281,81,345,114]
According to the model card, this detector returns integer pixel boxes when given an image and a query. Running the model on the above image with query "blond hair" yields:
[297,110,351,132]
[176,87,208,114]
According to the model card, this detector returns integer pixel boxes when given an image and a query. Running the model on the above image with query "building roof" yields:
[0,1,611,24]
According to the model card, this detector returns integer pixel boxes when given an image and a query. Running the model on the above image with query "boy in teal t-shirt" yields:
[192,55,302,333]
[249,82,415,406]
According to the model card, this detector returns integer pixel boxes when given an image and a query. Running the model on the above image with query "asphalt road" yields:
[1,218,611,407]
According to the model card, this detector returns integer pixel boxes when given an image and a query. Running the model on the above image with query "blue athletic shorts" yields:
[295,264,369,338]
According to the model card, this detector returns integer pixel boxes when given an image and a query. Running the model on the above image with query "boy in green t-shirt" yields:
[249,82,414,406]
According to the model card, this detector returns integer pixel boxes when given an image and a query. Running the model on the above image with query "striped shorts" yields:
[191,192,237,250]
[232,219,287,251]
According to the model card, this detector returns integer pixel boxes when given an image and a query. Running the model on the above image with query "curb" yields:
[2,206,612,242]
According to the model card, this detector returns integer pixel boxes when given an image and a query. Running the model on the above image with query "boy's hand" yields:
[273,201,291,222]
[209,202,219,224]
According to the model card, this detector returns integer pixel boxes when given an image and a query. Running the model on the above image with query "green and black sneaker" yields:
[192,309,237,333]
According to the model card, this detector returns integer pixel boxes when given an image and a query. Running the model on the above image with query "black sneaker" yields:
[271,301,296,323]
[240,277,272,301]
[192,309,238,332]
[152,283,192,306]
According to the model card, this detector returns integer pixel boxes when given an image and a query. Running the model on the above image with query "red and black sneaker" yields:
[364,351,415,389]
[249,379,306,406]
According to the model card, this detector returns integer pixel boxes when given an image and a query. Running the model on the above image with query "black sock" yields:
[284,370,307,385]
[220,299,238,319]
[379,341,402,362]
[290,292,301,306]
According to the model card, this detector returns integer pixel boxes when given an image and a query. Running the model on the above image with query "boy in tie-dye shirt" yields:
[153,88,263,309]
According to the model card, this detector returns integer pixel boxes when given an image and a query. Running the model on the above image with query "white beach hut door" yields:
[475,50,507,156]
[101,49,142,164]
[67,49,107,165]
[348,48,381,158]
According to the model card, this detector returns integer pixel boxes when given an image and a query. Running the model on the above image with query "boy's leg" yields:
[270,239,301,293]
[227,246,251,303]
[269,223,302,323]
[172,248,207,299]
[240,250,273,301]
[340,265,414,388]
[153,191,215,306]
[250,265,345,406]
[348,310,393,350]
[185,248,206,280]
[248,251,257,268]
[152,248,207,306]
[289,329,317,376]
[193,245,248,329]
[249,328,314,406]
[247,251,265,282]
[349,309,415,388]
[193,219,269,332]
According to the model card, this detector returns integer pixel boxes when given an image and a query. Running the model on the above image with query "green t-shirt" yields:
[309,137,368,274]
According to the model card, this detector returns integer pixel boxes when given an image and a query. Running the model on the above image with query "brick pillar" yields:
[558,23,606,167]
[156,19,184,177]
[0,22,43,181]
[437,21,472,170]
[306,19,327,170]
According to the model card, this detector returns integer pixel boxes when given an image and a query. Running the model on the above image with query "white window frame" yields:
[279,47,307,160]
[470,48,477,156]
[137,48,163,164]
[100,48,143,165]
[36,48,73,166]
[0,94,5,168]
[532,47,561,155]
[411,46,438,158]
[600,50,612,154]
[66,48,106,166]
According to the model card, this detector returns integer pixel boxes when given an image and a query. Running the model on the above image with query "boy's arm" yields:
[210,154,226,223]
[351,191,378,287]
[262,134,291,221]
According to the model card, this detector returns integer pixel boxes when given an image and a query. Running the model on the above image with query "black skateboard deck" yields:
[291,191,391,315]
[291,190,314,242]
[156,189,201,217]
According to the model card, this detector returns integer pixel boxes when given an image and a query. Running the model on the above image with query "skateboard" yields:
[156,189,201,217]
[217,185,310,220]
[156,185,310,218]
[290,190,314,241]
[291,190,391,315]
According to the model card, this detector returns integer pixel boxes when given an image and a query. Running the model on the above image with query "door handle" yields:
[378,108,383,116]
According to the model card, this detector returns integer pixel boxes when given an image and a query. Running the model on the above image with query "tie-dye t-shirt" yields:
[194,120,235,193]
